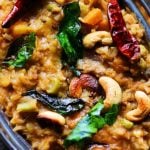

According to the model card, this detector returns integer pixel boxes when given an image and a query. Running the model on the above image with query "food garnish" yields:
[4,33,36,68]
[64,100,105,147]
[57,2,83,65]
[81,8,103,26]
[88,144,110,150]
[23,90,85,115]
[69,74,99,98]
[108,0,140,60]
[2,0,31,28]
[17,96,38,113]
[104,104,119,125]
[99,76,122,109]
[125,91,150,122]
[83,31,112,48]
[64,99,119,147]
[38,111,66,125]
[119,118,134,129]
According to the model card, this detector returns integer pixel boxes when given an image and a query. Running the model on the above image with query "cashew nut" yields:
[69,74,98,98]
[83,31,112,48]
[88,144,110,150]
[99,76,122,109]
[125,91,150,122]
[38,111,65,125]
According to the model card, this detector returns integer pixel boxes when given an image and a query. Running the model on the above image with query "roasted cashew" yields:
[83,31,112,48]
[99,76,122,109]
[38,111,65,125]
[69,74,98,98]
[125,91,150,122]
[88,144,110,150]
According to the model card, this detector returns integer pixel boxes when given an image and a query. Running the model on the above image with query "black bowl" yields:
[0,110,31,150]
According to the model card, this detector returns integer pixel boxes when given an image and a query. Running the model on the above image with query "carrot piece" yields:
[98,16,109,31]
[82,8,103,25]
[10,21,31,37]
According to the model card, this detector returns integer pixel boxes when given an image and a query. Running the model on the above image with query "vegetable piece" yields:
[64,101,119,147]
[119,118,134,129]
[64,100,105,147]
[11,21,32,37]
[17,96,38,113]
[108,0,140,60]
[38,111,65,125]
[82,8,103,25]
[2,0,31,28]
[46,77,61,94]
[69,74,99,98]
[98,16,109,31]
[4,33,36,68]
[57,2,83,65]
[23,90,85,115]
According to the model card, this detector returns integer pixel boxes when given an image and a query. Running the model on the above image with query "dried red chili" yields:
[108,0,140,60]
[2,0,31,28]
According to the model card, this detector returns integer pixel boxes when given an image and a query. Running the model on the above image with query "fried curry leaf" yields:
[64,100,105,147]
[64,101,119,148]
[104,104,119,125]
[5,33,36,68]
[57,2,83,65]
[57,32,78,64]
[24,90,85,115]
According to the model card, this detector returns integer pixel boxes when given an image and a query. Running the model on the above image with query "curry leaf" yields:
[57,32,78,64]
[63,2,80,18]
[5,33,36,68]
[23,90,85,115]
[64,101,119,148]
[64,100,105,147]
[59,2,80,36]
[104,104,119,125]
[57,2,83,65]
